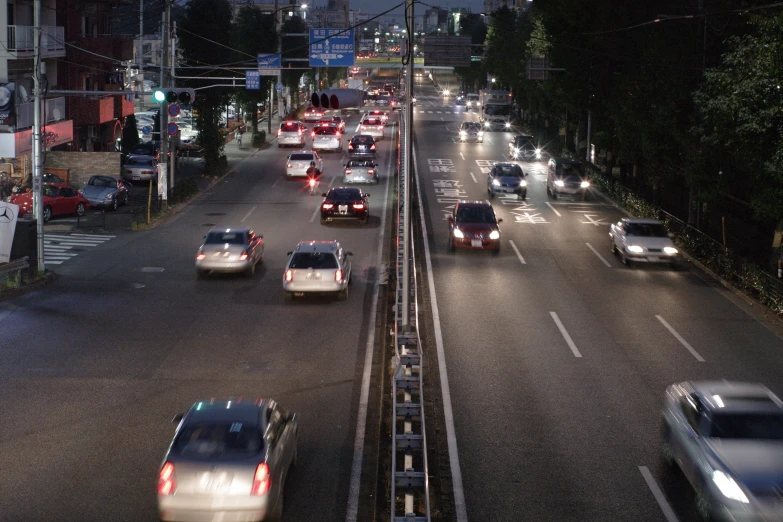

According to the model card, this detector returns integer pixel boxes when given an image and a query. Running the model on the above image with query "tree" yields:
[179,0,234,173]
[233,5,277,133]
[121,114,140,157]
[453,14,487,92]
[281,16,309,109]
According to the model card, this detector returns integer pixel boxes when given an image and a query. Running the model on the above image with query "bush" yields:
[252,130,266,147]
[170,177,199,204]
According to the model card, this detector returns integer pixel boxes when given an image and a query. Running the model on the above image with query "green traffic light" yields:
[153,90,166,103]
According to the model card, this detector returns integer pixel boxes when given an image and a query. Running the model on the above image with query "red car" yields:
[10,182,90,222]
[447,201,503,254]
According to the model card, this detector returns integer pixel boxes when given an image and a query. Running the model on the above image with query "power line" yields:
[176,26,257,59]
[47,34,126,64]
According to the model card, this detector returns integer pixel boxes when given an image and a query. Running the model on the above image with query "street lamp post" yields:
[268,2,307,133]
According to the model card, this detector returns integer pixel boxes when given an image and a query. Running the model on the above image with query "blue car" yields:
[78,175,131,211]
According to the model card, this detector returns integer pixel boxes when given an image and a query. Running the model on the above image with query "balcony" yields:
[115,96,135,119]
[16,97,66,130]
[69,96,115,126]
[6,25,66,58]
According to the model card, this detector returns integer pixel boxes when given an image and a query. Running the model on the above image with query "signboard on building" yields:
[246,70,261,90]
[309,28,355,67]
[0,201,19,263]
[0,82,17,126]
[422,36,471,67]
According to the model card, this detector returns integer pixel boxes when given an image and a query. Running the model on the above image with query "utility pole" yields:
[402,0,413,328]
[138,0,143,107]
[159,1,169,206]
[270,0,279,135]
[170,20,176,192]
[32,0,44,273]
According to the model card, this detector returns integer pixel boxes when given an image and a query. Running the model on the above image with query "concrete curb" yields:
[0,270,56,301]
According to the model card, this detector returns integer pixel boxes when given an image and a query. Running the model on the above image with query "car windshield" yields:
[314,127,338,135]
[625,223,668,237]
[461,123,479,131]
[347,160,374,168]
[556,163,585,178]
[494,165,523,177]
[131,145,155,155]
[127,158,154,166]
[43,185,58,197]
[352,136,374,145]
[327,188,362,201]
[88,177,114,187]
[363,119,382,125]
[485,105,511,116]
[456,207,496,224]
[289,154,315,161]
[280,123,299,131]
[172,421,262,458]
[515,137,535,148]
[289,252,339,269]
[707,412,783,440]
[204,231,246,245]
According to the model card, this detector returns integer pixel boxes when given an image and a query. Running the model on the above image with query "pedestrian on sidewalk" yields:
[234,128,243,148]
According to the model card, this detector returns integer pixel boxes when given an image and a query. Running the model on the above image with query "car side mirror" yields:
[346,251,354,256]
[171,413,183,424]
[447,215,454,223]
[498,218,503,224]
[365,193,370,198]
[203,234,207,239]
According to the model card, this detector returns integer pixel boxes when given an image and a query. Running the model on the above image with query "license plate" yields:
[471,239,482,247]
[133,176,140,180]
[339,205,348,214]
[648,256,658,262]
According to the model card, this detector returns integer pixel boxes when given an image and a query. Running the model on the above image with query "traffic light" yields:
[310,89,365,110]
[152,88,195,104]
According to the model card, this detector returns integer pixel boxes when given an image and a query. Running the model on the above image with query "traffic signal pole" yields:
[159,1,169,206]
[401,0,413,328]
[170,21,177,192]
[32,0,44,273]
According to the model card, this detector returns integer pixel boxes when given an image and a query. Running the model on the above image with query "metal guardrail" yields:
[391,105,430,521]
[0,256,30,282]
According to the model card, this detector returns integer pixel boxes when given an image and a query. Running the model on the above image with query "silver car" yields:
[79,175,130,210]
[609,217,679,267]
[359,117,384,140]
[311,124,342,152]
[196,227,264,278]
[277,120,306,148]
[343,159,379,184]
[285,151,323,179]
[158,398,298,522]
[283,240,353,301]
[122,155,157,182]
[458,121,484,143]
[663,381,783,522]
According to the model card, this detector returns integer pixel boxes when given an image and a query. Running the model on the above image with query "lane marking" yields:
[240,205,257,222]
[656,315,705,362]
[485,136,493,144]
[639,466,679,522]
[469,172,477,183]
[550,312,582,357]
[413,140,469,522]
[271,176,282,188]
[459,152,465,161]
[545,202,561,216]
[509,240,526,264]
[586,242,612,267]
[345,128,393,522]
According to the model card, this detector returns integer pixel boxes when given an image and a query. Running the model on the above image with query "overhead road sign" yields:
[309,28,355,67]
[422,36,471,67]
[246,70,261,90]
[258,53,281,75]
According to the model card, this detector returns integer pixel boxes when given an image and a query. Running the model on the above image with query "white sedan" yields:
[609,217,679,268]
[311,124,342,152]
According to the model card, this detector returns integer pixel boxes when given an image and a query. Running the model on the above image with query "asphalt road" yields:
[0,109,395,521]
[413,76,783,521]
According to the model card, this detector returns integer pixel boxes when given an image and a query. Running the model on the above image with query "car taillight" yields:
[311,132,315,137]
[353,203,364,210]
[239,251,249,261]
[141,170,153,174]
[322,203,334,209]
[251,463,271,495]
[196,252,206,260]
[285,269,293,282]
[345,169,352,174]
[298,129,302,135]
[277,130,282,136]
[361,125,366,130]
[370,144,376,150]
[368,170,374,174]
[348,143,354,149]
[335,269,343,281]
[158,462,176,495]
[287,163,292,168]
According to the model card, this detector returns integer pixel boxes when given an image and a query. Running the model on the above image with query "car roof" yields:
[44,182,70,189]
[351,134,375,141]
[186,398,269,425]
[686,381,783,413]
[280,120,302,126]
[493,162,519,169]
[206,227,249,234]
[623,217,663,225]
[294,240,340,253]
[551,157,583,165]
[289,150,317,155]
[456,200,493,209]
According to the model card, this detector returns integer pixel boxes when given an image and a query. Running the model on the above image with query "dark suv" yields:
[546,157,591,200]
[320,187,370,225]
[447,201,502,254]
[508,135,541,161]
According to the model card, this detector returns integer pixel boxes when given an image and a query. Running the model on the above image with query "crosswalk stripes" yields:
[43,233,116,265]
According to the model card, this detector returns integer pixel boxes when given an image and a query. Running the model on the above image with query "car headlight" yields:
[492,179,501,186]
[442,90,450,96]
[663,246,679,255]
[581,181,590,188]
[105,193,113,199]
[513,148,519,154]
[712,471,749,503]
[478,131,484,136]
[489,230,500,240]
[460,131,467,137]
[519,180,527,187]
[453,228,464,238]
[484,122,490,128]
[535,149,541,158]
[627,245,644,253]
[505,123,511,128]
[555,180,565,187]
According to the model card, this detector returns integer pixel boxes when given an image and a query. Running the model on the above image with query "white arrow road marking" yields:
[581,214,608,226]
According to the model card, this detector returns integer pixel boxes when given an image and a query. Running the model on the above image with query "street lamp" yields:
[267,2,307,132]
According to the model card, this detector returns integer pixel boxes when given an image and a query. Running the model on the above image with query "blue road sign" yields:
[246,70,260,90]
[141,125,152,135]
[166,122,178,136]
[257,53,281,73]
[309,28,355,67]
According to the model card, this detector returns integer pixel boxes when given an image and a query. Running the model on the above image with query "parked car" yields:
[283,240,353,301]
[128,141,160,161]
[447,200,502,254]
[347,135,377,160]
[122,155,158,182]
[487,163,527,200]
[195,227,264,278]
[359,117,384,140]
[10,182,89,222]
[285,151,323,179]
[79,175,131,210]
[157,398,298,522]
[320,187,370,225]
[609,217,679,267]
[546,157,590,200]
[509,135,541,161]
[343,159,379,184]
[311,124,342,152]
[662,381,783,521]
[10,172,66,196]
[458,121,484,143]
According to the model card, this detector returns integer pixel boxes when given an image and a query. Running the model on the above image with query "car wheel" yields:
[695,482,714,521]
[546,185,552,197]
[320,217,327,226]
[245,262,255,278]
[43,206,52,223]
[111,198,118,211]
[610,237,618,255]
[493,246,501,256]
[447,236,455,253]
[269,488,284,522]
[518,193,526,201]
[582,193,590,201]
[338,286,348,301]
[622,249,631,266]
[75,202,86,216]
[488,189,494,199]
[661,423,676,467]
[284,292,293,302]
[551,191,558,200]
[361,215,369,225]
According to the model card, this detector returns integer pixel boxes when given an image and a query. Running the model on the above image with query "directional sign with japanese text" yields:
[246,70,260,90]
[309,28,355,67]
[257,53,281,75]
